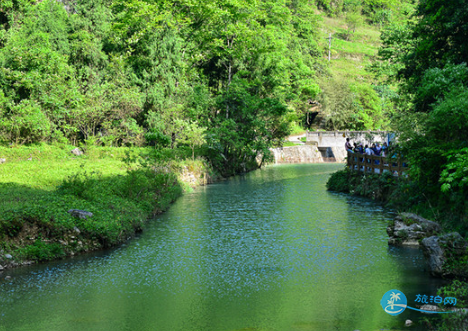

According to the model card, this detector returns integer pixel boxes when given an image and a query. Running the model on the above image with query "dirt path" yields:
[286,133,306,144]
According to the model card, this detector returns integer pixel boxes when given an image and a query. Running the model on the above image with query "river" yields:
[0,164,444,331]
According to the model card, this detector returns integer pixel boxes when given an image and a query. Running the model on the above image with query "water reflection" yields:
[0,164,443,331]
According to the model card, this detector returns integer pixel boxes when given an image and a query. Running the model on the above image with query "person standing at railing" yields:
[371,143,381,165]
[381,142,388,157]
[365,145,375,156]
[375,143,382,156]
[364,145,374,172]
[345,138,353,153]
[358,144,364,154]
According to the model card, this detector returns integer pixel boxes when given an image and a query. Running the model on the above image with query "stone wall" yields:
[271,130,390,164]
[307,131,389,148]
[270,145,323,164]
[270,145,347,164]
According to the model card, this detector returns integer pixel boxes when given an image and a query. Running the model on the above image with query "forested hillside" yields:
[0,0,414,173]
[374,0,468,231]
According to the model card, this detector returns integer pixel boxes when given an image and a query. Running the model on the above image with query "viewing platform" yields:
[347,151,407,176]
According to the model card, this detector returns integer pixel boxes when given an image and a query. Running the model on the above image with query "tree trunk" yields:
[226,60,231,119]
[226,36,234,119]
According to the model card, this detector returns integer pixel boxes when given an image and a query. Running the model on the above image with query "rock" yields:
[70,148,83,156]
[421,236,445,276]
[5,276,11,280]
[387,213,441,246]
[0,265,3,271]
[405,319,413,327]
[421,232,467,277]
[5,254,12,259]
[73,226,81,234]
[0,158,5,164]
[68,209,93,219]
[451,308,468,314]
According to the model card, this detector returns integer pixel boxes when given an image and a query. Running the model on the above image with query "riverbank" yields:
[326,166,468,330]
[0,144,221,270]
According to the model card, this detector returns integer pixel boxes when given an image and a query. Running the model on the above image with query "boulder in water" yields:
[421,232,467,277]
[387,213,441,246]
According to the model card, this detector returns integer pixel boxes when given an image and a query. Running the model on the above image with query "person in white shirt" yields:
[365,145,375,155]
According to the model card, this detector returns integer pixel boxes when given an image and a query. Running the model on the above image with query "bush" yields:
[434,280,468,331]
[327,167,398,201]
[326,168,350,192]
[18,238,65,262]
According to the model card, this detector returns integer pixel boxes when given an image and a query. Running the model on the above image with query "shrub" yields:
[18,238,65,261]
[435,280,468,331]
[326,168,350,192]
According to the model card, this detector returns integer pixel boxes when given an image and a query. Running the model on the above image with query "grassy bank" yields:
[0,144,218,267]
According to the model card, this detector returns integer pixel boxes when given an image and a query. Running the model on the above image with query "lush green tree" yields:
[0,0,80,143]
[175,121,206,160]
[0,0,327,173]
[375,0,468,232]
[350,84,385,129]
[400,0,468,93]
[345,8,364,40]
[317,79,354,130]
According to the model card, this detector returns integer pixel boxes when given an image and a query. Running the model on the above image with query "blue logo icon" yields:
[381,290,456,315]
[381,290,407,315]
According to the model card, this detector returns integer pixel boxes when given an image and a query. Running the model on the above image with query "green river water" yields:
[0,164,445,331]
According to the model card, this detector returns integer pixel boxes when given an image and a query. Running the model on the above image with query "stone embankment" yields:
[270,145,346,164]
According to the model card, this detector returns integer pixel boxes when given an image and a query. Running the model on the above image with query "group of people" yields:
[345,138,389,157]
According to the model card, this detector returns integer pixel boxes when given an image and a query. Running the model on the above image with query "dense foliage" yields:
[374,0,468,234]
[0,0,322,174]
[0,0,416,174]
